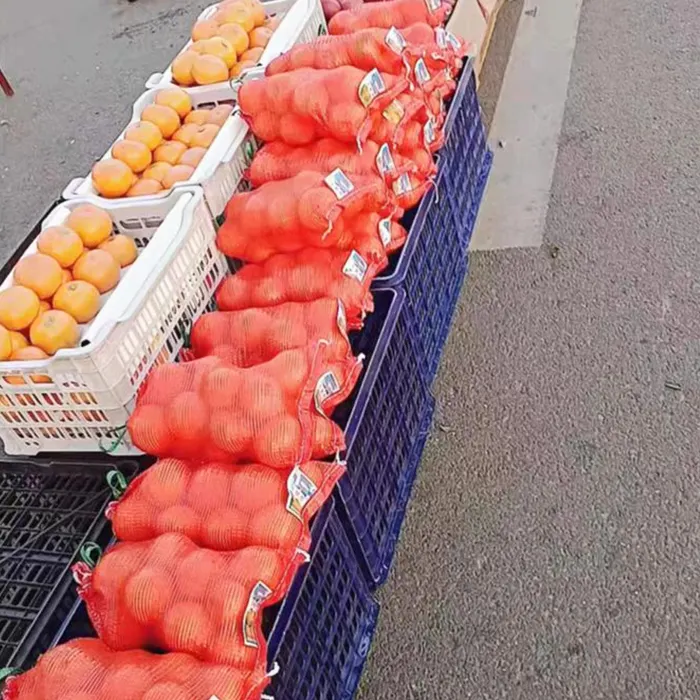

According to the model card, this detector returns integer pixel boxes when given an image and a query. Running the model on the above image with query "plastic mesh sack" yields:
[108,460,344,553]
[190,297,352,366]
[2,638,266,700]
[217,170,393,263]
[215,247,381,329]
[239,66,409,148]
[73,536,306,668]
[328,0,450,35]
[404,23,468,74]
[391,171,434,210]
[127,347,356,465]
[322,0,362,21]
[248,139,416,189]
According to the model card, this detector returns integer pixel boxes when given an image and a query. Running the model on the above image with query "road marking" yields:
[470,0,583,251]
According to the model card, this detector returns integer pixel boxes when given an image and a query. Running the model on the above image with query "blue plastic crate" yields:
[332,288,435,588]
[49,501,379,700]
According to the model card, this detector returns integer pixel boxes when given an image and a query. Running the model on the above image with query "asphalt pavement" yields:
[2,0,700,698]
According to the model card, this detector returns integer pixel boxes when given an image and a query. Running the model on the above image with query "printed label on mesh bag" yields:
[385,26,407,54]
[414,58,431,86]
[392,173,413,196]
[382,99,405,126]
[445,30,461,50]
[378,217,392,247]
[435,26,448,48]
[375,143,397,176]
[324,168,355,199]
[423,118,436,147]
[358,68,387,107]
[343,250,368,282]
[425,0,441,12]
[243,582,273,647]
[336,299,348,337]
[314,371,341,413]
[286,465,319,520]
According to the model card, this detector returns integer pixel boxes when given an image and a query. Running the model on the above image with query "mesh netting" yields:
[328,0,450,35]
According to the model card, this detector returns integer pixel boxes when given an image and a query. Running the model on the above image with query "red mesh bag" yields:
[127,347,357,465]
[190,297,352,366]
[216,247,380,328]
[322,0,362,21]
[2,639,266,700]
[248,139,416,189]
[108,460,345,552]
[368,91,432,147]
[403,23,468,75]
[72,536,307,668]
[239,66,409,147]
[391,171,434,210]
[328,0,450,35]
[217,170,393,263]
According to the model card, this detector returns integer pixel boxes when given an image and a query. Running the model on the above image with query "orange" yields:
[230,59,256,79]
[172,52,198,87]
[217,23,250,55]
[61,268,73,284]
[265,15,282,30]
[36,225,84,268]
[92,159,136,198]
[191,54,229,85]
[179,147,207,169]
[201,37,237,69]
[38,301,51,314]
[112,140,152,174]
[127,179,164,197]
[190,40,209,55]
[153,141,188,166]
[241,47,264,63]
[65,204,114,248]
[0,326,11,361]
[98,235,138,267]
[245,0,267,27]
[162,165,195,189]
[13,254,63,300]
[184,109,210,126]
[141,104,181,139]
[124,121,164,151]
[155,87,193,119]
[72,250,121,294]
[30,310,80,356]
[0,286,40,330]
[192,19,220,42]
[215,3,255,32]
[207,104,234,126]
[8,331,28,355]
[249,26,272,49]
[142,162,173,184]
[53,281,101,323]
[11,346,49,361]
[172,123,200,146]
[190,124,220,148]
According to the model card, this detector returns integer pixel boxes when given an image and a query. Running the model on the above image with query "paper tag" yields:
[414,58,431,86]
[286,465,319,519]
[382,99,405,126]
[336,299,348,336]
[358,68,387,107]
[324,168,354,199]
[435,27,448,48]
[375,143,397,176]
[445,30,461,50]
[243,582,272,648]
[392,173,413,196]
[378,218,392,247]
[424,0,441,12]
[342,250,368,282]
[384,26,407,54]
[423,117,436,147]
[315,371,341,413]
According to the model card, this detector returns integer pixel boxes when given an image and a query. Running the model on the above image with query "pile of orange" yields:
[172,0,281,86]
[92,87,234,199]
[0,204,139,362]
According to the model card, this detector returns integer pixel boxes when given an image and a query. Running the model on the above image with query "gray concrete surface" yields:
[1,0,700,698]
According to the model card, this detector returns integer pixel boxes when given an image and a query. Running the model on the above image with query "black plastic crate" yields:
[0,457,139,670]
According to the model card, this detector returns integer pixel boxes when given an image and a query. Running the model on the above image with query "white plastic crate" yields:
[0,188,227,456]
[145,0,327,95]
[63,85,256,219]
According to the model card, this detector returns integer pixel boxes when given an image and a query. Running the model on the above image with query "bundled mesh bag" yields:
[217,170,393,263]
[322,0,363,21]
[239,66,409,148]
[391,171,434,210]
[127,346,356,465]
[403,23,468,75]
[72,536,306,668]
[368,91,432,147]
[328,0,450,35]
[216,247,381,328]
[2,638,267,700]
[190,298,352,366]
[248,139,416,189]
[108,460,344,552]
